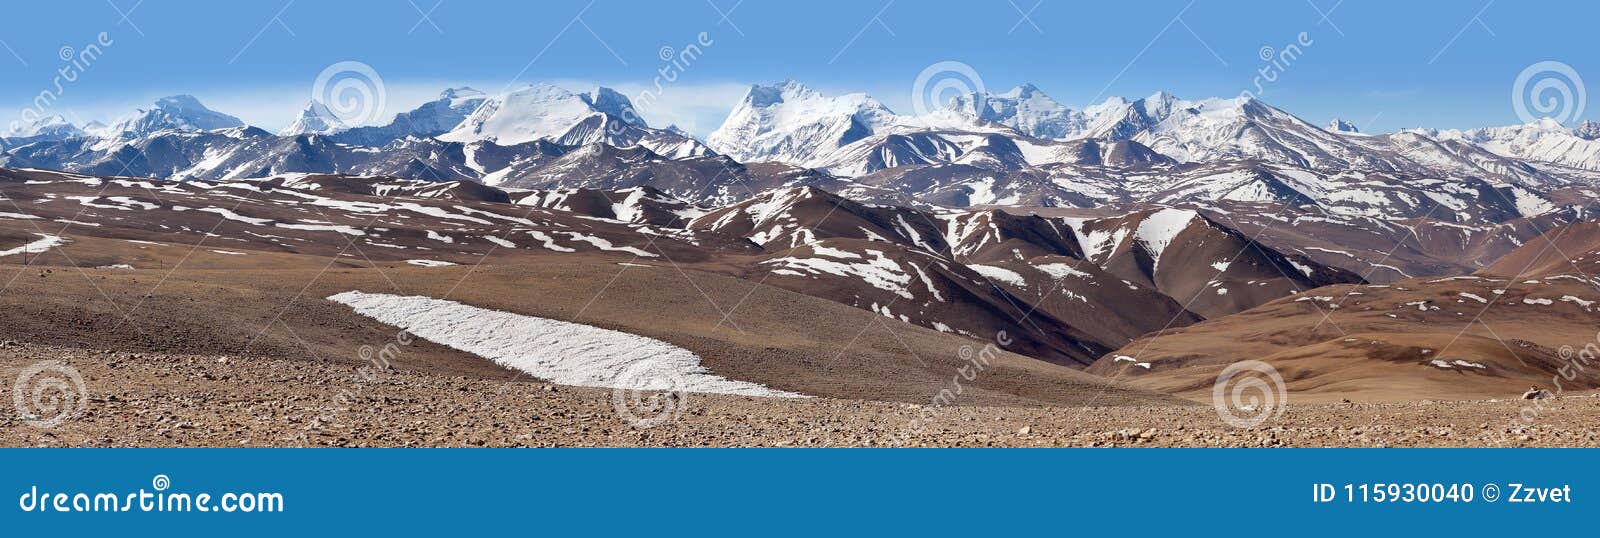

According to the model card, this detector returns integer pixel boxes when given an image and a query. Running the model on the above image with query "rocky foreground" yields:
[3,345,1596,448]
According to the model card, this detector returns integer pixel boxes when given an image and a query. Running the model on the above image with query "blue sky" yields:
[2,0,1595,136]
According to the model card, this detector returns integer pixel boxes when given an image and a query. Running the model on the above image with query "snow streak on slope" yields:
[327,291,806,397]
[1135,208,1199,269]
[0,233,66,258]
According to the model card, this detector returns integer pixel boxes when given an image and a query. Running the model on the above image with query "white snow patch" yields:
[1134,208,1198,270]
[327,291,805,397]
[526,230,576,252]
[483,235,517,249]
[968,264,1028,287]
[425,230,455,244]
[1035,263,1092,280]
[405,259,457,267]
[0,234,66,258]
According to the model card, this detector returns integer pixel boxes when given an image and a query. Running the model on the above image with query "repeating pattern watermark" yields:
[610,359,688,428]
[910,60,984,117]
[1511,60,1585,124]
[1211,360,1287,429]
[12,360,88,429]
[311,60,387,127]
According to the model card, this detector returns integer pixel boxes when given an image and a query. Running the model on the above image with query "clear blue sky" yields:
[3,0,1595,136]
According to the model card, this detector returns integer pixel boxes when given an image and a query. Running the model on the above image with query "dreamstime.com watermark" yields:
[906,330,1012,432]
[7,32,114,135]
[1211,360,1287,428]
[12,360,87,429]
[298,329,411,444]
[1480,333,1596,446]
[1239,31,1314,101]
[607,31,715,133]
[17,475,283,514]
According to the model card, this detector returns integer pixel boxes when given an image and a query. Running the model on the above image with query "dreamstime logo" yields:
[1482,334,1597,445]
[17,474,285,513]
[6,32,114,135]
[311,61,387,127]
[1511,61,1586,124]
[1239,31,1313,101]
[12,360,87,429]
[910,61,985,117]
[906,330,1012,433]
[611,359,687,428]
[298,329,410,445]
[608,31,715,135]
[1211,360,1286,428]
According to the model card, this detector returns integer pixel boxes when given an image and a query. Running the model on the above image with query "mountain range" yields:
[5,79,1600,254]
[8,77,1600,424]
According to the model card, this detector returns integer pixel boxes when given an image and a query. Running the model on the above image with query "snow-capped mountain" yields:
[706,80,900,164]
[105,95,244,138]
[278,100,347,136]
[5,78,1600,244]
[1431,118,1600,172]
[946,83,1089,139]
[701,82,1585,188]
[1577,120,1600,140]
[438,83,709,159]
[6,115,85,141]
[1327,118,1360,134]
[331,87,486,146]
[440,84,598,145]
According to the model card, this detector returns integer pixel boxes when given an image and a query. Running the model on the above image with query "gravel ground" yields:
[4,344,1597,448]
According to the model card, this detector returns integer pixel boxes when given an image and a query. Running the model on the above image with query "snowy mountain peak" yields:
[946,84,1085,139]
[586,86,645,126]
[1576,120,1600,140]
[8,114,83,139]
[1000,83,1042,98]
[437,83,644,145]
[278,100,347,136]
[707,80,898,163]
[107,94,244,138]
[440,86,484,101]
[1529,117,1571,131]
[329,87,489,146]
[1327,118,1359,133]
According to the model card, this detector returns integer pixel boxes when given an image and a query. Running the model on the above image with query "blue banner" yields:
[1,448,1589,535]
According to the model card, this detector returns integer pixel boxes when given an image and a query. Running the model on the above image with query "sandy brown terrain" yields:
[5,345,1596,448]
[0,258,1183,408]
[4,168,1599,447]
[1090,276,1600,402]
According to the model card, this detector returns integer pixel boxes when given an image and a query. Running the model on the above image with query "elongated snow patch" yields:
[0,234,66,258]
[327,291,806,398]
